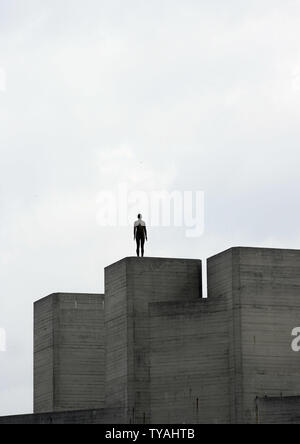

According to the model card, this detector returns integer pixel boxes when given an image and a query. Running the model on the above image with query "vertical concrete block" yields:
[256,396,300,424]
[237,248,300,423]
[34,293,105,413]
[207,248,244,424]
[149,297,230,424]
[104,257,202,423]
[207,247,300,424]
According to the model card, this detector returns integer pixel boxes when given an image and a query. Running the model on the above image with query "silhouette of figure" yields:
[134,214,148,257]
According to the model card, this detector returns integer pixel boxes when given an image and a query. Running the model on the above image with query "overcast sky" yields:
[1,0,300,416]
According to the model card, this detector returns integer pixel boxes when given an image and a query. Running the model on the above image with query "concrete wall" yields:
[256,396,300,424]
[104,257,202,424]
[34,293,105,413]
[1,397,300,424]
[149,297,230,423]
[34,294,55,413]
[207,247,300,424]
[237,248,300,423]
[207,248,244,423]
[0,408,124,425]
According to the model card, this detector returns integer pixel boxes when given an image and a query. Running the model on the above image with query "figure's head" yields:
[137,214,142,220]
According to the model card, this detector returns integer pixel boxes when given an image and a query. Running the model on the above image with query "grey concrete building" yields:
[34,293,105,413]
[1,247,300,424]
[105,257,202,424]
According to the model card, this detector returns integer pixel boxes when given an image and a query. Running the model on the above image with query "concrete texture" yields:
[207,247,300,423]
[0,408,124,424]
[256,396,300,424]
[2,247,300,424]
[238,247,300,423]
[104,257,202,423]
[149,298,230,423]
[34,293,105,413]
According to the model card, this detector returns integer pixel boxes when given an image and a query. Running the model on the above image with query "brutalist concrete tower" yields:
[104,257,202,423]
[34,293,105,413]
[208,247,300,424]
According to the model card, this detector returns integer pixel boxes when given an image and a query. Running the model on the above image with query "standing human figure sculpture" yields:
[134,214,148,257]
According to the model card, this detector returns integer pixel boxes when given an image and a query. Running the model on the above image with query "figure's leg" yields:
[136,238,140,257]
[141,237,145,257]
